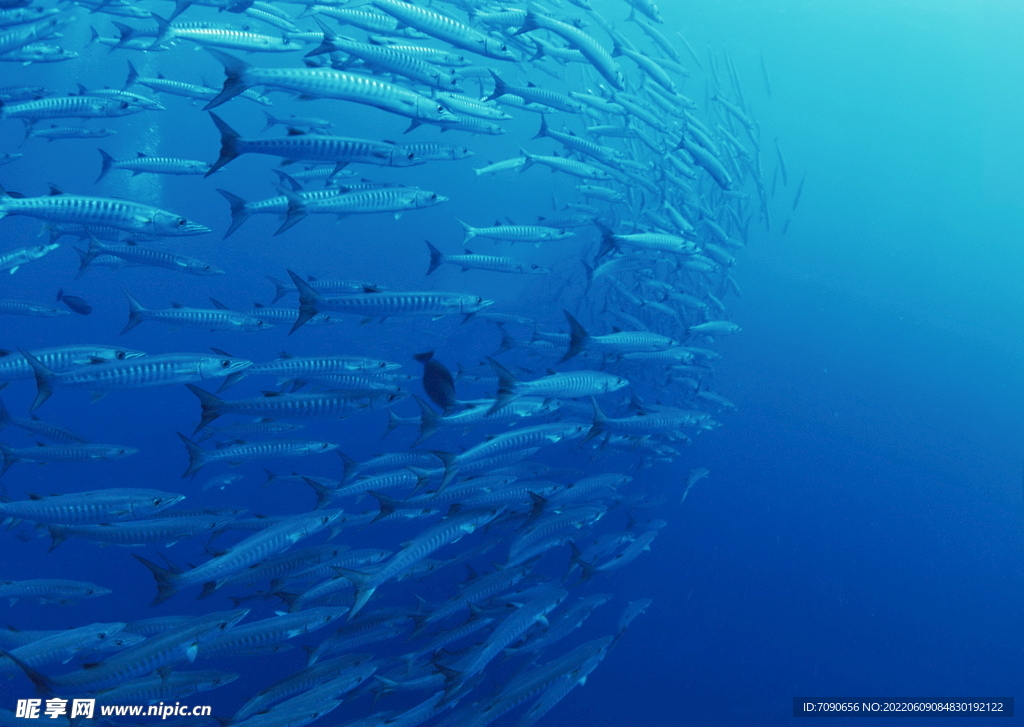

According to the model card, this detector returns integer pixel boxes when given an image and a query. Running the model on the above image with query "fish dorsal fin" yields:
[27,493,43,500]
[171,302,186,308]
[286,127,306,136]
[612,326,621,332]
[210,347,232,356]
[261,391,283,398]
[278,351,294,359]
[209,298,229,310]
[47,184,65,196]
[136,152,147,157]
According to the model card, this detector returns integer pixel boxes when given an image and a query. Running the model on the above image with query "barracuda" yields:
[0,93,158,122]
[186,384,404,432]
[425,242,551,275]
[0,241,57,274]
[78,237,222,278]
[457,218,574,245]
[372,0,516,60]
[307,24,462,91]
[0,442,138,476]
[287,270,491,332]
[486,357,629,412]
[519,149,611,180]
[0,299,65,317]
[121,291,272,334]
[134,511,344,603]
[207,115,422,176]
[276,186,447,235]
[204,50,457,130]
[45,514,233,550]
[96,149,210,182]
[342,505,505,618]
[18,349,252,411]
[0,487,182,524]
[0,184,209,236]
[219,352,402,391]
[514,10,624,90]
[178,436,340,478]
[3,609,249,694]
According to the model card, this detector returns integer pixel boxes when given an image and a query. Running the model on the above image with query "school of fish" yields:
[0,0,802,724]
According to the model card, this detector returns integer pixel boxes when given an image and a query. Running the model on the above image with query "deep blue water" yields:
[1,1,1022,726]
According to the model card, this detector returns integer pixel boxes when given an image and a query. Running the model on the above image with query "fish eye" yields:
[153,498,163,505]
[116,351,126,359]
[430,193,437,200]
[176,218,186,227]
[203,265,211,270]
[436,104,445,112]
[221,360,231,368]
[406,152,414,159]
[119,101,128,109]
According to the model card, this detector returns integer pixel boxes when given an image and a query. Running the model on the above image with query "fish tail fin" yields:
[45,525,66,553]
[455,217,474,246]
[561,309,588,362]
[484,356,518,412]
[338,450,357,483]
[217,188,251,238]
[335,569,375,619]
[124,59,139,89]
[17,349,55,412]
[148,13,173,49]
[132,554,179,605]
[120,287,146,334]
[260,110,278,132]
[185,385,222,433]
[96,148,114,183]
[177,432,207,479]
[0,442,18,478]
[532,114,549,141]
[274,189,306,236]
[305,17,336,57]
[595,221,617,259]
[411,395,440,447]
[568,542,598,582]
[512,9,538,35]
[383,407,404,438]
[301,476,334,510]
[0,647,55,696]
[266,276,290,304]
[583,396,606,443]
[484,69,506,101]
[286,269,321,334]
[367,490,398,523]
[207,112,241,176]
[425,240,444,275]
[429,450,458,491]
[203,49,251,110]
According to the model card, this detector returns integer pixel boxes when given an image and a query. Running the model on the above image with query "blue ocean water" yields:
[0,0,1021,726]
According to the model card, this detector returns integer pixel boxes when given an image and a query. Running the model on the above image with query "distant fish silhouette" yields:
[414,350,457,414]
[56,289,92,315]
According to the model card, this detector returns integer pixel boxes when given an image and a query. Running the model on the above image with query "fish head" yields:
[419,97,459,124]
[189,259,225,276]
[607,375,630,392]
[450,145,474,160]
[482,36,517,60]
[310,441,340,454]
[245,316,275,332]
[153,211,211,236]
[200,356,253,380]
[460,295,493,313]
[415,190,447,207]
[27,242,60,259]
[106,446,140,460]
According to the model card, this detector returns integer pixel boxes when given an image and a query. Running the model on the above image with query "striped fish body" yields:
[513,371,630,399]
[234,134,422,167]
[127,303,271,332]
[0,242,58,273]
[0,299,66,316]
[101,152,211,178]
[0,94,149,121]
[371,0,516,60]
[188,386,402,431]
[0,189,209,236]
[170,27,302,52]
[83,239,221,276]
[28,353,252,395]
[0,488,181,524]
[47,515,231,548]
